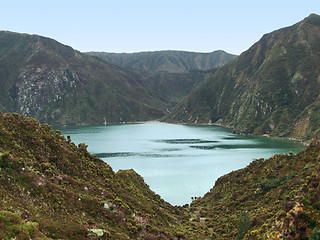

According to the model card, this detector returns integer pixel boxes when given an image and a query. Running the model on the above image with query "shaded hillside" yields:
[86,50,235,108]
[0,31,167,125]
[142,70,213,107]
[166,14,320,141]
[191,141,320,239]
[0,111,205,239]
[87,50,237,73]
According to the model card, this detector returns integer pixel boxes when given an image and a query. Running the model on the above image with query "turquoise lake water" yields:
[58,122,303,205]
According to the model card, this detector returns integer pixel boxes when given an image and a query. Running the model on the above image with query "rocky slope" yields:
[1,112,320,239]
[0,111,203,239]
[87,50,237,73]
[0,31,167,125]
[0,32,234,126]
[166,14,320,141]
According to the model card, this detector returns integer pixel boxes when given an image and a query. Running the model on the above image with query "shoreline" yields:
[54,119,309,147]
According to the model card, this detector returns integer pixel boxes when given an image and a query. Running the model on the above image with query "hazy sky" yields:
[1,0,319,55]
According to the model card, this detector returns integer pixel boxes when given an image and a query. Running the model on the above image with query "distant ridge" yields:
[86,50,237,73]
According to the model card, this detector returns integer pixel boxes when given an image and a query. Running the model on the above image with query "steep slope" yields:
[0,31,166,125]
[1,112,320,239]
[191,141,320,239]
[166,14,320,140]
[0,111,204,239]
[86,50,237,73]
[142,70,213,107]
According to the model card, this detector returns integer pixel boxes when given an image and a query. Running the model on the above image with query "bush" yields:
[309,227,320,240]
[237,211,252,240]
[260,177,280,193]
[0,151,11,168]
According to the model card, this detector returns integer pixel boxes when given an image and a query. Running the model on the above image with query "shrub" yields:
[260,177,280,193]
[237,211,252,240]
[309,227,320,240]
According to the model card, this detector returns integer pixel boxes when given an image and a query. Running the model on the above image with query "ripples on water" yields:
[58,123,303,205]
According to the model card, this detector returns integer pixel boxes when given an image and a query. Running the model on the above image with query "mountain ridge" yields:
[0,31,236,126]
[165,13,320,141]
[86,50,237,73]
[0,31,169,125]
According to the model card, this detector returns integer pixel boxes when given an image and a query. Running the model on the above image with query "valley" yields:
[0,13,320,239]
[0,32,235,125]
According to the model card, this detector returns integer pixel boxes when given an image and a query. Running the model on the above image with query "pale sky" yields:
[1,0,319,55]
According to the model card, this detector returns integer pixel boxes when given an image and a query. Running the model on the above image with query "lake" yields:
[58,122,303,206]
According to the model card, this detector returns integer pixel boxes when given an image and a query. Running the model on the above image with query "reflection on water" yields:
[190,143,282,150]
[95,152,186,158]
[58,122,303,206]
[154,139,219,144]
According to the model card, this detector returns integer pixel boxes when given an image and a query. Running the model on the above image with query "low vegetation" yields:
[1,111,320,239]
[191,141,320,239]
[0,111,205,239]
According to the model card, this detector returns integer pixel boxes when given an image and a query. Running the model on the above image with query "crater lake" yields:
[58,122,303,205]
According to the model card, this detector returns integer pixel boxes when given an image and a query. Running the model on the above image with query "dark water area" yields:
[58,122,303,205]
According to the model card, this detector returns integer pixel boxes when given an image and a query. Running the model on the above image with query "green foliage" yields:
[0,151,10,160]
[0,108,320,239]
[309,227,320,240]
[0,210,48,239]
[237,211,252,240]
[260,172,298,193]
[0,112,203,239]
[260,177,281,193]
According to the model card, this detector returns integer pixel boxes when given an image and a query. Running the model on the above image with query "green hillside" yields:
[191,140,320,239]
[0,111,204,239]
[166,14,320,141]
[0,32,228,125]
[1,112,320,239]
[87,50,235,108]
[0,31,166,125]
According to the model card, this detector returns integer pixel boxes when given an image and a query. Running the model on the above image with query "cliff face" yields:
[166,14,320,140]
[0,32,236,126]
[0,31,167,125]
